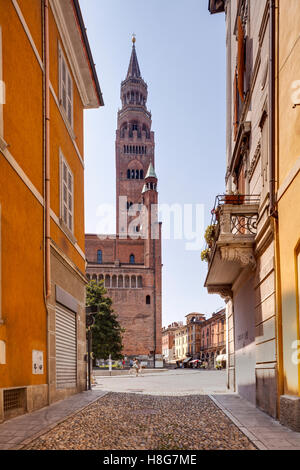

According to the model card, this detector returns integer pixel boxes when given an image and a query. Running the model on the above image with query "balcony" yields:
[204,195,260,300]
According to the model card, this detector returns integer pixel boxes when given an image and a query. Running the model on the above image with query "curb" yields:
[14,391,109,450]
[208,395,268,450]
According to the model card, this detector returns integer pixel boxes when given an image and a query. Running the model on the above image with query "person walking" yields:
[132,358,140,377]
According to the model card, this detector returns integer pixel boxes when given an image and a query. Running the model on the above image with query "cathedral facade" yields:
[85,38,162,365]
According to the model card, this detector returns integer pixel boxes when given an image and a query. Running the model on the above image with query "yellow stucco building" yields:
[275,0,300,431]
[0,0,103,421]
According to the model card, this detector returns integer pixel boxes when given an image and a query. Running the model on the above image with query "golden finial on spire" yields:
[132,33,136,45]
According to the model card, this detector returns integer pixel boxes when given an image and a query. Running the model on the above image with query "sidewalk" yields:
[0,390,107,450]
[210,394,300,450]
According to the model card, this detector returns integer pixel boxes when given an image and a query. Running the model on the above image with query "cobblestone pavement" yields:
[25,393,256,450]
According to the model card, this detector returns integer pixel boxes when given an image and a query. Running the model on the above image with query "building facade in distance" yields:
[85,38,163,367]
[162,322,181,363]
[0,0,102,421]
[171,310,226,367]
[186,313,206,358]
[200,309,226,368]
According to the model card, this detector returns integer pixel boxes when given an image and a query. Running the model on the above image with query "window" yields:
[97,250,102,264]
[130,254,135,264]
[60,152,74,233]
[146,295,151,305]
[59,45,73,128]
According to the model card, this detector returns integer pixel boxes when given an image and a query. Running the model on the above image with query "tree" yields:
[86,280,124,360]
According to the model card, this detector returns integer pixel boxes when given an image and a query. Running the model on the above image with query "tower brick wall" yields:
[86,39,162,363]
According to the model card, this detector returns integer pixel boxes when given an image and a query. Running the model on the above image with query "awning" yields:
[216,354,227,362]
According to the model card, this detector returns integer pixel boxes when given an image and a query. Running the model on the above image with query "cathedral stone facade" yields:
[85,38,162,365]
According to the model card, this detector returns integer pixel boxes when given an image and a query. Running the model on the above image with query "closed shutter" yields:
[55,305,77,389]
[237,15,245,103]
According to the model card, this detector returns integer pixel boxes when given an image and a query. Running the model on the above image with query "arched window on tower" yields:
[130,254,135,264]
[136,169,139,179]
[131,169,135,179]
[146,295,151,305]
[105,275,111,288]
[97,250,102,264]
[127,169,131,179]
[140,170,144,179]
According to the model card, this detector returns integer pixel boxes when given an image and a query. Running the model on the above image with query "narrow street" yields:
[25,392,254,451]
[0,370,292,451]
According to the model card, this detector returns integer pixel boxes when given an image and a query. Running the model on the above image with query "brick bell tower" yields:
[85,36,162,366]
[116,35,156,235]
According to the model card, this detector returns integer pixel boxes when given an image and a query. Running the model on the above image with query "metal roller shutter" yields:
[55,305,77,389]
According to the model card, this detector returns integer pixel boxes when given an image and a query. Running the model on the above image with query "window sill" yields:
[59,218,77,246]
[59,105,76,141]
[0,136,8,153]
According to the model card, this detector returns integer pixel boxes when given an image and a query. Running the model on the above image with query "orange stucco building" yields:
[0,0,103,421]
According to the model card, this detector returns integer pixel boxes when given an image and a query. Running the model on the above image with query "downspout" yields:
[43,0,51,405]
[269,0,284,416]
[44,0,51,300]
[153,236,156,369]
[269,0,276,218]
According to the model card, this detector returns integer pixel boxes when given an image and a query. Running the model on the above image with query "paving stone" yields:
[24,394,256,451]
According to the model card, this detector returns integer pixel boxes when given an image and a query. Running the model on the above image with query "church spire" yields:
[126,35,141,79]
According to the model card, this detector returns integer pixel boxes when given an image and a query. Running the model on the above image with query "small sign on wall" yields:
[0,340,6,364]
[32,350,44,375]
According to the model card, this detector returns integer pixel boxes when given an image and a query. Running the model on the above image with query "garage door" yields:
[55,305,77,389]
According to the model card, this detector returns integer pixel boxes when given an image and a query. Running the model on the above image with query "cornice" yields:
[49,0,93,108]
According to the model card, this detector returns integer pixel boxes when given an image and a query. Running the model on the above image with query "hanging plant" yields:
[201,248,211,262]
[204,224,217,245]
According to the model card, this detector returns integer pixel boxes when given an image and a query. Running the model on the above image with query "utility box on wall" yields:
[0,340,5,364]
[32,350,44,375]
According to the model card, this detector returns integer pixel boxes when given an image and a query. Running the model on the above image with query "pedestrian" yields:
[128,358,136,376]
[132,358,140,377]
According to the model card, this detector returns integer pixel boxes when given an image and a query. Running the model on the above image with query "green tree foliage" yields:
[86,280,124,360]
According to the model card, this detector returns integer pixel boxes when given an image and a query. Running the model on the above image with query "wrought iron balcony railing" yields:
[204,195,260,299]
[205,194,260,257]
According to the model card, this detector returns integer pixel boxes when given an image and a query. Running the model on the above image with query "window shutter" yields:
[60,153,74,233]
[59,45,73,128]
[234,70,239,140]
[67,71,73,127]
[237,16,245,103]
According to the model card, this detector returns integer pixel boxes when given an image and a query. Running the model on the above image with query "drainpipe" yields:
[269,0,276,218]
[153,236,156,369]
[43,0,51,405]
[44,0,51,299]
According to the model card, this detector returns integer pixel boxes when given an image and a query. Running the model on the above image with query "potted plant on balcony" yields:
[201,248,211,263]
[224,190,244,205]
[204,224,217,247]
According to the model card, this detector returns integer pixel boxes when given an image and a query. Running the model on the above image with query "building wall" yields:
[86,237,162,359]
[233,273,256,405]
[225,0,277,418]
[0,0,101,420]
[275,0,300,430]
[0,0,47,420]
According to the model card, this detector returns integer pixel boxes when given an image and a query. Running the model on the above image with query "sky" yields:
[80,0,227,326]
